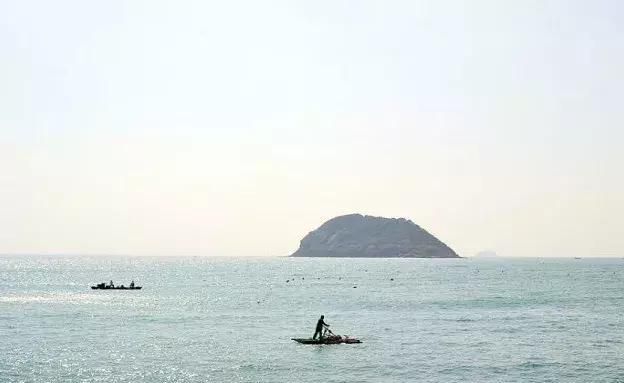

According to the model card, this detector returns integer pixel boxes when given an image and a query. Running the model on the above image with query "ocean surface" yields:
[1,256,623,383]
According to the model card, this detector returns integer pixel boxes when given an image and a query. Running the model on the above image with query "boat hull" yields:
[91,286,142,290]
[291,338,361,344]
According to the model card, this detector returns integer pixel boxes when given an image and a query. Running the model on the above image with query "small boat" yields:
[292,336,362,345]
[292,328,362,345]
[91,285,142,290]
[91,282,141,290]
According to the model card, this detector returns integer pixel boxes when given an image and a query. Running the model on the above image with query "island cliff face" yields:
[290,214,460,258]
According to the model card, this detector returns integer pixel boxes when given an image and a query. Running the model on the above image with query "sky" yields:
[1,0,622,257]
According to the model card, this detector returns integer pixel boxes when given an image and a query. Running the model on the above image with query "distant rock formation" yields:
[290,214,460,258]
[473,250,500,258]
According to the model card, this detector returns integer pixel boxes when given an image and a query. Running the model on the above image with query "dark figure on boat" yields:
[130,280,134,288]
[313,315,329,340]
[109,280,114,288]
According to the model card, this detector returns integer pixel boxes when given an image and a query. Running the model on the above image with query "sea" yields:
[1,255,623,383]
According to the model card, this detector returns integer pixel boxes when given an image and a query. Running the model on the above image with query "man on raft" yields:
[313,315,330,340]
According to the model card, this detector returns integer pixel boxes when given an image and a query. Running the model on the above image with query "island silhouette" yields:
[290,214,459,258]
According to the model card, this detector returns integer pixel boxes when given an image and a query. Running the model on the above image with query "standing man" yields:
[313,315,329,340]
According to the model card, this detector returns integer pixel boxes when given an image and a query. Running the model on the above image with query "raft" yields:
[91,286,142,290]
[291,336,361,344]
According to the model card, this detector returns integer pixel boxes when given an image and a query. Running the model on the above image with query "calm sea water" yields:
[1,256,623,383]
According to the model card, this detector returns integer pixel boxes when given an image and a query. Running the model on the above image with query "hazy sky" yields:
[1,0,622,257]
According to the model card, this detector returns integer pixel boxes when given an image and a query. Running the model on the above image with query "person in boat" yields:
[313,315,329,340]
[109,280,114,288]
[130,281,134,288]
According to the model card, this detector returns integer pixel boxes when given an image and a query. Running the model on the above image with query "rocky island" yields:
[473,250,501,258]
[290,214,460,258]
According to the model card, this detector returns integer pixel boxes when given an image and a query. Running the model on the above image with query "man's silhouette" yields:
[313,315,329,340]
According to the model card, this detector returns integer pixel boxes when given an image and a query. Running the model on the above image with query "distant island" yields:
[473,250,501,258]
[290,214,460,258]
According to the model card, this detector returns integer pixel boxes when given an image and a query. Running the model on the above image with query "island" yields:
[473,250,501,259]
[290,214,460,258]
